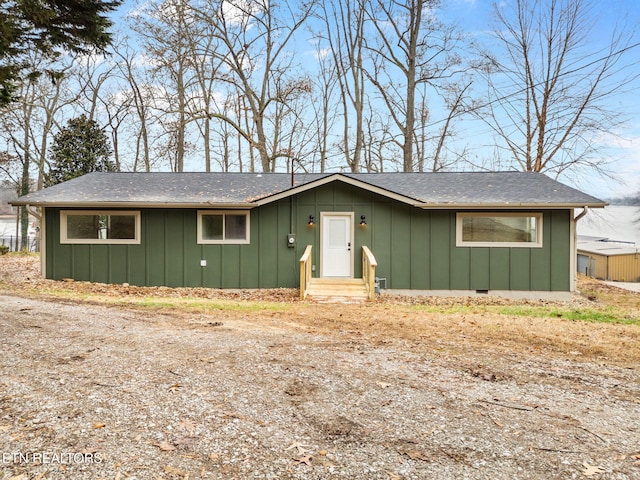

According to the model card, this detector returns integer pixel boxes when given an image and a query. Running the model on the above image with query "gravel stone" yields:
[0,293,639,479]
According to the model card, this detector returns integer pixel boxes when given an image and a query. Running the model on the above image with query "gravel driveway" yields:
[1,293,639,480]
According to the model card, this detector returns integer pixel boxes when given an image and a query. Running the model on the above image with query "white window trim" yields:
[60,210,141,245]
[456,212,543,248]
[197,210,250,244]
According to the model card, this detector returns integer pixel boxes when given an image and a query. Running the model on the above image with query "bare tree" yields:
[131,0,197,172]
[113,40,153,172]
[317,0,367,172]
[428,81,472,172]
[307,39,341,173]
[0,152,21,186]
[71,53,131,171]
[476,0,639,178]
[0,53,77,246]
[192,0,316,172]
[211,113,235,172]
[186,23,223,172]
[75,54,117,121]
[100,88,131,172]
[364,0,468,172]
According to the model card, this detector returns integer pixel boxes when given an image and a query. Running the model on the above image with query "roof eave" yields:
[11,200,608,209]
[416,202,608,209]
[9,201,257,209]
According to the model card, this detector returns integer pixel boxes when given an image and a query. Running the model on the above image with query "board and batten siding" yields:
[44,181,572,291]
[360,206,569,292]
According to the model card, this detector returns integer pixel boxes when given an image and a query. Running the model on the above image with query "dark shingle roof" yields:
[11,171,606,208]
[343,172,606,206]
[12,172,301,205]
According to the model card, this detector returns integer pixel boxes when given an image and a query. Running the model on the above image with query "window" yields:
[61,211,140,244]
[198,211,250,244]
[456,212,542,248]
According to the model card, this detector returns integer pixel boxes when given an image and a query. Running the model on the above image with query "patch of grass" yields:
[400,303,483,315]
[391,302,639,326]
[19,285,95,301]
[5,250,39,257]
[5,281,293,314]
[133,297,291,313]
[495,305,639,325]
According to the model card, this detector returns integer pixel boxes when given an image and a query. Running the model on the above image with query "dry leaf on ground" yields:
[178,419,197,435]
[153,441,177,452]
[403,449,430,461]
[164,465,190,476]
[292,455,313,466]
[582,462,605,476]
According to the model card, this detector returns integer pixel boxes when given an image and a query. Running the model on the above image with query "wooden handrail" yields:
[299,245,313,299]
[362,246,378,300]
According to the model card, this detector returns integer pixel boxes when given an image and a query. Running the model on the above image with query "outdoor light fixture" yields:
[308,214,315,226]
[360,215,367,226]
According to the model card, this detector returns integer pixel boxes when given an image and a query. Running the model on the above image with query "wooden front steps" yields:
[299,245,377,302]
[305,277,369,303]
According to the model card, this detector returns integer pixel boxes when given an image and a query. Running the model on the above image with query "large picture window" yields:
[456,212,543,248]
[198,211,250,244]
[61,211,140,244]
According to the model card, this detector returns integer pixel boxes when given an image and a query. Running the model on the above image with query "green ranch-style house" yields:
[11,171,606,300]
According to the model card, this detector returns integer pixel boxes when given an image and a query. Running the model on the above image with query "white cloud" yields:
[221,0,267,26]
[313,47,330,61]
[125,0,153,20]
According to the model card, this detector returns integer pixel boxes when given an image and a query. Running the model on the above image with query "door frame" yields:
[319,211,354,278]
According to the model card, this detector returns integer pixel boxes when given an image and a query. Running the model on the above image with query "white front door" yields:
[321,212,354,278]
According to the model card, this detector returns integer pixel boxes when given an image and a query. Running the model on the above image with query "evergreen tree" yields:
[46,115,115,186]
[0,0,121,106]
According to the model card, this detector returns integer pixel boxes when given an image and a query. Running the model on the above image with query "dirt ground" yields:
[0,255,639,479]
